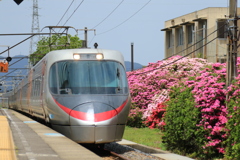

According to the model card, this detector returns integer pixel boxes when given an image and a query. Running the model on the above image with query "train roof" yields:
[45,48,125,65]
[32,47,125,67]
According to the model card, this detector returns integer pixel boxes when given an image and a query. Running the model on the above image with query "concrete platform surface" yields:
[2,109,102,160]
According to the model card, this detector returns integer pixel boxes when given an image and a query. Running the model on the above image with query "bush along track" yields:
[127,56,240,159]
[224,73,240,160]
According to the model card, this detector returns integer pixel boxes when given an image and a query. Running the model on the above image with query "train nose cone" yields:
[69,102,118,125]
[69,102,120,143]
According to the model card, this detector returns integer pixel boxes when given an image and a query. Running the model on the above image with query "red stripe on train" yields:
[52,98,128,122]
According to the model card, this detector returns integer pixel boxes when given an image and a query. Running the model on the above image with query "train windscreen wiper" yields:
[116,68,121,92]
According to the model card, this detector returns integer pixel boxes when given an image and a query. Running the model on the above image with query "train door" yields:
[40,61,48,123]
[19,81,24,111]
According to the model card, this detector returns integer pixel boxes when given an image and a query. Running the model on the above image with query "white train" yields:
[3,48,131,144]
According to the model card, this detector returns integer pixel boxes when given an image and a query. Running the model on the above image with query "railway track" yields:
[81,144,128,160]
[81,143,164,160]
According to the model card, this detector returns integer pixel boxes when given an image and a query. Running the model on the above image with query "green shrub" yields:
[224,78,240,160]
[162,86,207,158]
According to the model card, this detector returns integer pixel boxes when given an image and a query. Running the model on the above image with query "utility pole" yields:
[77,27,96,48]
[131,43,134,71]
[226,0,238,86]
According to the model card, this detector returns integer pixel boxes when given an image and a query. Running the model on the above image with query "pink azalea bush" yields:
[142,90,168,129]
[224,58,240,159]
[127,56,240,159]
[161,62,227,159]
[183,62,227,157]
[127,56,212,127]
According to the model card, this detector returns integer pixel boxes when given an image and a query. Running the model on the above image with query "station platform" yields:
[1,108,194,160]
[0,109,102,160]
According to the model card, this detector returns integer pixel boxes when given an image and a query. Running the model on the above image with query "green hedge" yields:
[162,86,208,159]
[224,79,240,160]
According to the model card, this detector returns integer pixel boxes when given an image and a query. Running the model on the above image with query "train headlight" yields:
[96,54,103,60]
[73,54,80,60]
[73,53,104,60]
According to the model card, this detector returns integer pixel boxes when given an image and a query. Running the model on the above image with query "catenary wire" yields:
[88,0,151,46]
[129,36,220,76]
[91,0,125,29]
[97,0,152,35]
[127,22,228,76]
[160,22,227,62]
[88,0,124,46]
[88,35,96,47]
[62,0,85,26]
[56,0,75,26]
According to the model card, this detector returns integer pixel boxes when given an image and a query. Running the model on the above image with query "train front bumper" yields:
[52,124,126,143]
[51,101,129,143]
[72,124,125,143]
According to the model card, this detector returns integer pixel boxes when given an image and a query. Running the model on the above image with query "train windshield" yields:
[49,60,129,94]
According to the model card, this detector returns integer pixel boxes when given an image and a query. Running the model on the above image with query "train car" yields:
[3,48,131,144]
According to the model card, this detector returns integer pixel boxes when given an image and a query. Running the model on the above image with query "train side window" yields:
[34,76,41,97]
[39,76,42,96]
[32,80,35,97]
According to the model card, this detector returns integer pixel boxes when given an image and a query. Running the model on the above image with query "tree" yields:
[29,34,82,65]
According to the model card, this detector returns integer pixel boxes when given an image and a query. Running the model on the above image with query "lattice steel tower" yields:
[29,0,40,55]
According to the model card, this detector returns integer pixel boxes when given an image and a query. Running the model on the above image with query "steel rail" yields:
[109,150,130,160]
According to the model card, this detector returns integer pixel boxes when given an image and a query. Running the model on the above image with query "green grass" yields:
[123,126,166,150]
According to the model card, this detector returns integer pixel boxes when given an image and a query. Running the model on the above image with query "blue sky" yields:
[0,0,234,65]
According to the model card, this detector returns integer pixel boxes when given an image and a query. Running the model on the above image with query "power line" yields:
[87,0,124,46]
[97,0,151,35]
[128,24,228,76]
[56,0,75,26]
[129,36,219,76]
[62,0,84,26]
[88,34,96,47]
[160,22,227,62]
[91,0,124,29]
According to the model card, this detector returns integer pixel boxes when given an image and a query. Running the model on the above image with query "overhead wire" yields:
[87,0,124,46]
[160,26,220,62]
[128,22,228,76]
[91,0,125,29]
[56,0,75,26]
[62,0,85,26]
[97,0,152,35]
[40,0,80,45]
[52,0,84,43]
[88,35,96,47]
[6,0,80,90]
